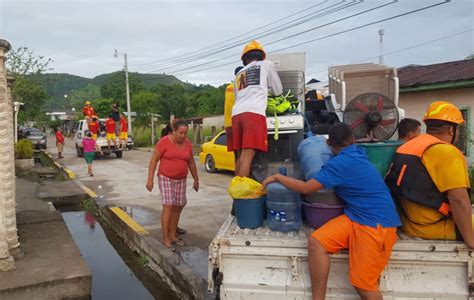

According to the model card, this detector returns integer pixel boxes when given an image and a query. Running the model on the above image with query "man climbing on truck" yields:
[82,101,96,118]
[105,114,118,149]
[386,101,473,248]
[224,66,244,153]
[232,40,282,177]
[263,123,400,300]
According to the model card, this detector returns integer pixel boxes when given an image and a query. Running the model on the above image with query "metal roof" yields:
[398,59,474,88]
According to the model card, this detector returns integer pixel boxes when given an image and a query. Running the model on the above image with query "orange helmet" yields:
[423,101,464,124]
[85,101,91,105]
[241,40,266,60]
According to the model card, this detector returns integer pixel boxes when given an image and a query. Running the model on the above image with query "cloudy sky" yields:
[1,0,473,86]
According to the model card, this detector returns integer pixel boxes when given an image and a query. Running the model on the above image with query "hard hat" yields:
[423,101,464,124]
[85,101,91,105]
[241,40,266,60]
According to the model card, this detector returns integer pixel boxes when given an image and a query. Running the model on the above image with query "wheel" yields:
[76,144,83,157]
[115,151,123,158]
[205,155,217,173]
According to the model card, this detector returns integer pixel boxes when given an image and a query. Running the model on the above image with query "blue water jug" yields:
[298,135,334,181]
[266,182,302,232]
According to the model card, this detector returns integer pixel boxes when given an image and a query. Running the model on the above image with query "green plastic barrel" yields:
[358,141,403,177]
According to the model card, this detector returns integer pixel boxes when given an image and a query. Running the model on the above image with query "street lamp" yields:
[114,49,132,135]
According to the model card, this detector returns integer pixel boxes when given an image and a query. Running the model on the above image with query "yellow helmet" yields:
[423,101,464,124]
[241,40,266,60]
[85,101,91,105]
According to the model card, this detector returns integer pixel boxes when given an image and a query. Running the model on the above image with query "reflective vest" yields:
[385,134,451,216]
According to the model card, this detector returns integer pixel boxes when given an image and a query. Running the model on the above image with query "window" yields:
[215,133,227,146]
[454,108,469,155]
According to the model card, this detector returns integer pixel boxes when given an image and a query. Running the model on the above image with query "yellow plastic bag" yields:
[228,176,266,199]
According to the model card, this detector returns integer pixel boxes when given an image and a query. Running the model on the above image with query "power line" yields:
[171,0,450,77]
[129,1,330,68]
[133,0,358,72]
[137,0,396,74]
[306,28,474,78]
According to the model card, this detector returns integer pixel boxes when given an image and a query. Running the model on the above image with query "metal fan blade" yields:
[352,101,369,113]
[349,118,365,129]
[377,96,384,112]
[379,119,396,126]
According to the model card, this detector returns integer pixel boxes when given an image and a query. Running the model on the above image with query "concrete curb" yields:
[39,150,75,180]
[40,149,210,299]
[93,199,209,300]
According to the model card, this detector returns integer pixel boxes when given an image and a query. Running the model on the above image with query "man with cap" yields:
[82,101,96,118]
[231,40,282,177]
[386,101,473,248]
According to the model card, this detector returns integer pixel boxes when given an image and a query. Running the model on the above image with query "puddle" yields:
[62,211,178,300]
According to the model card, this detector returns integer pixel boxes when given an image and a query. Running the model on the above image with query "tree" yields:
[464,53,474,60]
[100,71,145,107]
[6,46,53,124]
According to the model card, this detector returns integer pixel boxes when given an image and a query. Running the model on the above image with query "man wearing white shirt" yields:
[232,40,283,177]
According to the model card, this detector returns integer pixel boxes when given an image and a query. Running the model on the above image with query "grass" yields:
[469,166,474,202]
[137,255,149,267]
[132,127,159,147]
[80,199,97,214]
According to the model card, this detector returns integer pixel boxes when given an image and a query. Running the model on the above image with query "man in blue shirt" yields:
[263,123,400,300]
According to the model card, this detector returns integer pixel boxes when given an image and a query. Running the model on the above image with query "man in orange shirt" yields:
[386,101,473,248]
[119,113,128,149]
[55,127,65,159]
[82,101,96,118]
[88,116,99,140]
[105,115,117,149]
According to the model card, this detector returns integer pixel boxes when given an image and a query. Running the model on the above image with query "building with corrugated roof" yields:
[398,59,473,163]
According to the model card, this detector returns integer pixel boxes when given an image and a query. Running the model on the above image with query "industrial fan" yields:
[343,93,399,141]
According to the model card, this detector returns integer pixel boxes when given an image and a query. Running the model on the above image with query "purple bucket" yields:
[302,201,344,229]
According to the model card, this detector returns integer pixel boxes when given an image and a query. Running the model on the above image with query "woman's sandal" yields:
[172,239,185,246]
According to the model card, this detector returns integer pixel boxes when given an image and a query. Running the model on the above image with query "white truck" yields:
[74,119,124,158]
[208,216,473,299]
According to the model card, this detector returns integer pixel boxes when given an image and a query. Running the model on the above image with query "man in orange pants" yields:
[264,123,400,299]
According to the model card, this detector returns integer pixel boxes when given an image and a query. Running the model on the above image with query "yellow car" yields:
[199,131,235,173]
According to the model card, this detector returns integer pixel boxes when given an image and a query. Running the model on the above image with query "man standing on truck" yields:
[119,113,128,149]
[232,40,282,177]
[105,115,117,149]
[224,66,244,153]
[386,101,473,248]
[263,123,400,300]
[88,116,99,140]
[82,101,96,118]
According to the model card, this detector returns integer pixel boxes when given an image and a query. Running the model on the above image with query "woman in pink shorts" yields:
[146,120,199,251]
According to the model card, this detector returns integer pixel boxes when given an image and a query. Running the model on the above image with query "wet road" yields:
[48,137,233,279]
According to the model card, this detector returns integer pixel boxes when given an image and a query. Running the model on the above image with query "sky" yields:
[1,0,473,86]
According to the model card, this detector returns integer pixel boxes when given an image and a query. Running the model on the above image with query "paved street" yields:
[48,136,233,279]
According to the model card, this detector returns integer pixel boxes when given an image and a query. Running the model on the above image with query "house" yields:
[398,59,474,164]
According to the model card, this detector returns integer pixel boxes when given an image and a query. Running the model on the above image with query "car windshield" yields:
[27,130,43,136]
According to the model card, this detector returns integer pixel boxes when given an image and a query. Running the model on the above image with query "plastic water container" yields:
[298,135,334,181]
[358,141,403,176]
[302,201,344,229]
[266,183,302,232]
[234,197,266,229]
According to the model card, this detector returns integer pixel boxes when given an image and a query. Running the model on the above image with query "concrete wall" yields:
[202,115,224,128]
[399,87,474,164]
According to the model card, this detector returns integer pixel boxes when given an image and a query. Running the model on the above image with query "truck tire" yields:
[115,151,123,158]
[76,144,84,157]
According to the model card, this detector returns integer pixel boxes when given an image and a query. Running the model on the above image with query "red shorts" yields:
[225,127,233,152]
[231,112,268,152]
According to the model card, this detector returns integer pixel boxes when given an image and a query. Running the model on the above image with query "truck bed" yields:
[209,216,473,299]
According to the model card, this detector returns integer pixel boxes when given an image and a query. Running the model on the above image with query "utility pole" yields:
[114,49,132,136]
[378,28,385,65]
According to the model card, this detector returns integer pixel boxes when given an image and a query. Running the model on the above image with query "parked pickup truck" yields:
[75,119,125,158]
[208,215,473,299]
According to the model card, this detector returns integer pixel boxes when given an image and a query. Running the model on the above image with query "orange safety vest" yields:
[385,134,451,216]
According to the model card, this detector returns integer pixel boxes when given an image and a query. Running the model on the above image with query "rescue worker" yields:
[88,116,99,140]
[397,118,421,142]
[105,114,117,149]
[263,123,400,300]
[386,101,473,248]
[119,113,128,149]
[224,66,244,153]
[82,101,96,118]
[232,40,282,177]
